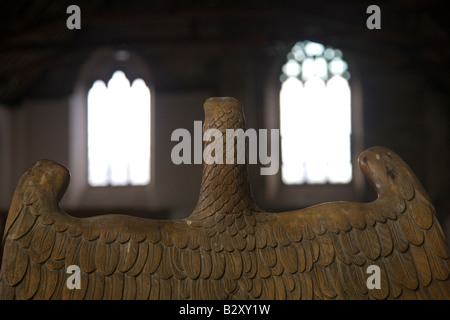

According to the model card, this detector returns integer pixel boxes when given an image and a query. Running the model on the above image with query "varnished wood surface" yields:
[0,97,449,299]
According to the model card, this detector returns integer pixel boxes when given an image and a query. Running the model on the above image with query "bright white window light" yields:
[87,70,151,187]
[280,41,352,184]
[282,59,301,77]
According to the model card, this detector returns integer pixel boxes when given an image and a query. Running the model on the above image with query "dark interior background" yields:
[0,0,449,245]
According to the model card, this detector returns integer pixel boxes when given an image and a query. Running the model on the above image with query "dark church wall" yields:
[360,66,450,239]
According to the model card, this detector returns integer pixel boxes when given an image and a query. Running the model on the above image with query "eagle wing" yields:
[257,146,450,299]
[1,151,449,299]
[0,160,213,300]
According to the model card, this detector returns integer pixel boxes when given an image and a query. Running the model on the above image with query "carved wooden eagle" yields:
[1,97,449,299]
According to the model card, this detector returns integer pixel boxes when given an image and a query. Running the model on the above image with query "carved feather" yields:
[356,226,381,261]
[410,244,432,287]
[1,97,449,300]
[376,222,394,257]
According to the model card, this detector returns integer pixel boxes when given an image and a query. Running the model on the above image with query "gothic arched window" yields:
[280,41,352,185]
[67,48,154,209]
[87,71,151,187]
